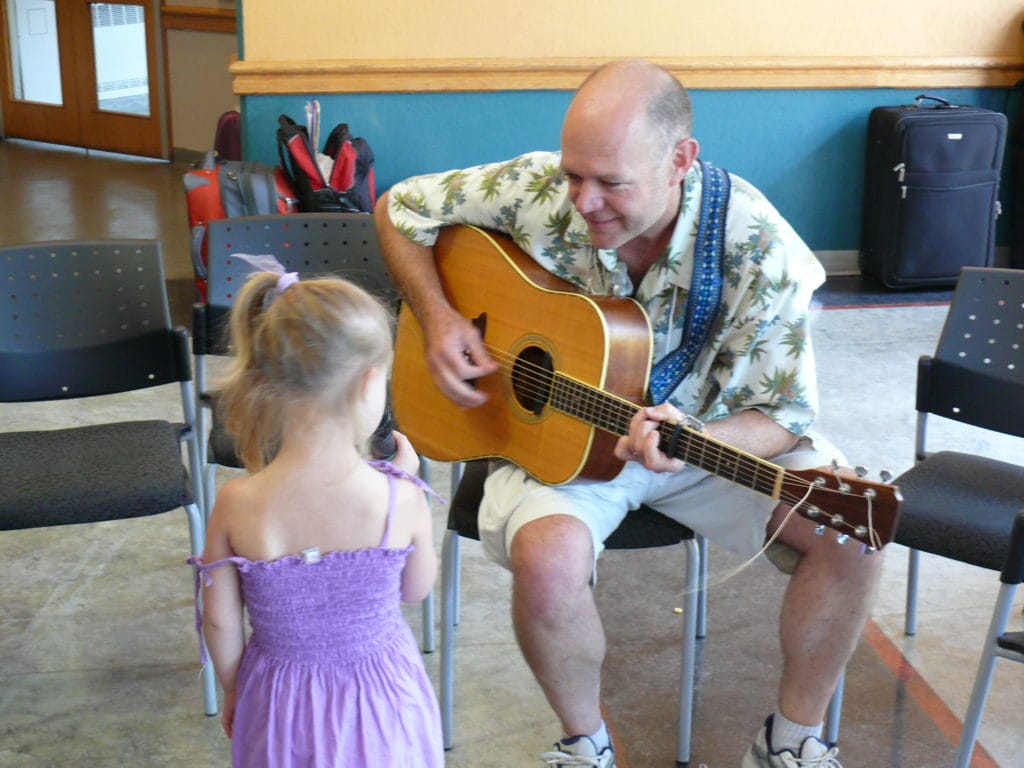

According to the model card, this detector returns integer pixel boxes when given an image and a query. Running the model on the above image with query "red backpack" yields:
[276,114,376,214]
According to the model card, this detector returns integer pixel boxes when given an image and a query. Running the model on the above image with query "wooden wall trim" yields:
[162,5,236,33]
[231,56,1024,94]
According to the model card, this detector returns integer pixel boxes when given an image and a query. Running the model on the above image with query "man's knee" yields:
[510,514,595,611]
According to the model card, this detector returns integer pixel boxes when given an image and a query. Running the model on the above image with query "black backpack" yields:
[276,114,376,214]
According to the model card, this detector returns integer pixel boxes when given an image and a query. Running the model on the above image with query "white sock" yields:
[771,711,822,754]
[562,721,610,753]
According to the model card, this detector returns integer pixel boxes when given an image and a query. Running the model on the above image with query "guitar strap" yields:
[648,159,731,404]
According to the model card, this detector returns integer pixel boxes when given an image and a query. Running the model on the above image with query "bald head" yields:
[567,60,693,160]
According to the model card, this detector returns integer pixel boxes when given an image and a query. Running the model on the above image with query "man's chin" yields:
[586,227,627,251]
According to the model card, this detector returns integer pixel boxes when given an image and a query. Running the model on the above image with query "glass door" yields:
[0,0,168,159]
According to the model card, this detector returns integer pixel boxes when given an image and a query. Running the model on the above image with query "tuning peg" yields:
[879,469,894,483]
[854,465,868,477]
[836,534,850,545]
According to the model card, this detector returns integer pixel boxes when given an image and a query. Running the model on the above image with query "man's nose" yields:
[573,180,602,214]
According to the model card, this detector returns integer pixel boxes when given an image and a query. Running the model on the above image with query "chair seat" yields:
[997,630,1024,654]
[894,451,1024,571]
[0,420,192,530]
[448,461,696,548]
[605,503,696,548]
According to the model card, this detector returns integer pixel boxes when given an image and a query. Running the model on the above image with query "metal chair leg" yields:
[185,501,219,716]
[905,548,920,635]
[417,459,436,653]
[695,534,708,639]
[676,537,700,766]
[440,528,460,749]
[953,583,1017,768]
[824,669,845,745]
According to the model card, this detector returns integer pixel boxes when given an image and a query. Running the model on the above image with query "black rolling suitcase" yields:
[1011,80,1024,269]
[860,95,1007,288]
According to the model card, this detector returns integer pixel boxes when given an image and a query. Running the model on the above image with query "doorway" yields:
[0,0,169,159]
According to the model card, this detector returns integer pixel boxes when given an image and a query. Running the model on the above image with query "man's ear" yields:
[671,137,700,183]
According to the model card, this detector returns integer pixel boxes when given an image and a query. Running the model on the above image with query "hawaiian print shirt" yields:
[387,151,825,436]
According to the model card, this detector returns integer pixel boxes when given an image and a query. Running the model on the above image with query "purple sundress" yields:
[191,461,443,768]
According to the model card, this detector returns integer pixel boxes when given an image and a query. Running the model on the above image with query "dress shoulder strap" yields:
[379,472,398,548]
[368,459,444,549]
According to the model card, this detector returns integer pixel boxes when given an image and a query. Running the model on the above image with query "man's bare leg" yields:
[772,501,885,725]
[509,514,605,737]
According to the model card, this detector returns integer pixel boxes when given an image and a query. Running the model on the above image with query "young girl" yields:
[190,261,442,767]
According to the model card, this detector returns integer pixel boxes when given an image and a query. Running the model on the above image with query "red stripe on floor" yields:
[864,620,1000,768]
[604,706,630,768]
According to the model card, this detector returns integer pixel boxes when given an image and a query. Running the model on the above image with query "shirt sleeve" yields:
[385,151,568,249]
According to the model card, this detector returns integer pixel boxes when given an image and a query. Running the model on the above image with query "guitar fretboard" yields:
[550,371,783,499]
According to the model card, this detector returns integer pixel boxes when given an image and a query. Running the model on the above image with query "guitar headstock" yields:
[782,467,902,549]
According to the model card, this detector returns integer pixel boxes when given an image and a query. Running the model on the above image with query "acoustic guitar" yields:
[392,225,901,548]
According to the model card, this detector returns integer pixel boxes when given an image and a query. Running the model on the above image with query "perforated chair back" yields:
[0,240,187,402]
[919,266,1024,437]
[195,212,394,356]
[192,212,396,471]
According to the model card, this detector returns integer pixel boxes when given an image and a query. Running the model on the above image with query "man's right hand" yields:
[422,306,499,408]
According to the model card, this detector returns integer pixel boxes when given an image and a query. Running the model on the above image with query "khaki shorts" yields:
[478,432,845,576]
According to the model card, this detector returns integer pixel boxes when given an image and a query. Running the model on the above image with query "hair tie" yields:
[275,272,300,294]
[231,253,300,297]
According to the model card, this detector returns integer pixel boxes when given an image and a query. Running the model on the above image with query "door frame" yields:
[0,0,170,159]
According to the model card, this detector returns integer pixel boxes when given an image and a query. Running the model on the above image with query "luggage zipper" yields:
[893,163,907,198]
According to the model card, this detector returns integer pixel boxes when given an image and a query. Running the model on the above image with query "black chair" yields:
[890,266,1024,767]
[0,239,217,715]
[953,509,1024,768]
[192,212,435,650]
[895,266,1024,635]
[439,460,706,766]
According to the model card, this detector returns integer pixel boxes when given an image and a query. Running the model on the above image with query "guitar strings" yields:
[472,340,884,544]
[680,478,817,596]
[477,340,825,502]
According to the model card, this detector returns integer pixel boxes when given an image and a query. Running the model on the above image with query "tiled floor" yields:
[1,139,1022,767]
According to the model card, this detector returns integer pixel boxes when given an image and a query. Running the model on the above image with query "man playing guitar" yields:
[375,59,884,768]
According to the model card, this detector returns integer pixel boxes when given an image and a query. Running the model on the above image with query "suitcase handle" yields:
[914,94,953,109]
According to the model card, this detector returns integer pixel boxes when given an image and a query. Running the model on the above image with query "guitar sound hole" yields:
[511,346,554,416]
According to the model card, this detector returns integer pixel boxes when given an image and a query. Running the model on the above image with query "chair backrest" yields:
[919,266,1024,437]
[196,212,395,355]
[0,240,189,403]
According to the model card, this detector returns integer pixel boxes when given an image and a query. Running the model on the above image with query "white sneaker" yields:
[742,716,842,768]
[540,735,616,767]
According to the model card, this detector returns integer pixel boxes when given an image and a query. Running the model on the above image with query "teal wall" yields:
[242,87,1018,252]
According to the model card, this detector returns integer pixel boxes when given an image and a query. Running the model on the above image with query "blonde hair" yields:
[218,272,394,471]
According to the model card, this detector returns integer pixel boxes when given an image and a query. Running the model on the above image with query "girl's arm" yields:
[398,483,438,603]
[197,480,248,736]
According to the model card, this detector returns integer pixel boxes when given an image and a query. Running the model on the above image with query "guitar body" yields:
[392,225,653,484]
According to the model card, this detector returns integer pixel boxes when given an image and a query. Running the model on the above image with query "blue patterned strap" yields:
[648,160,730,404]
